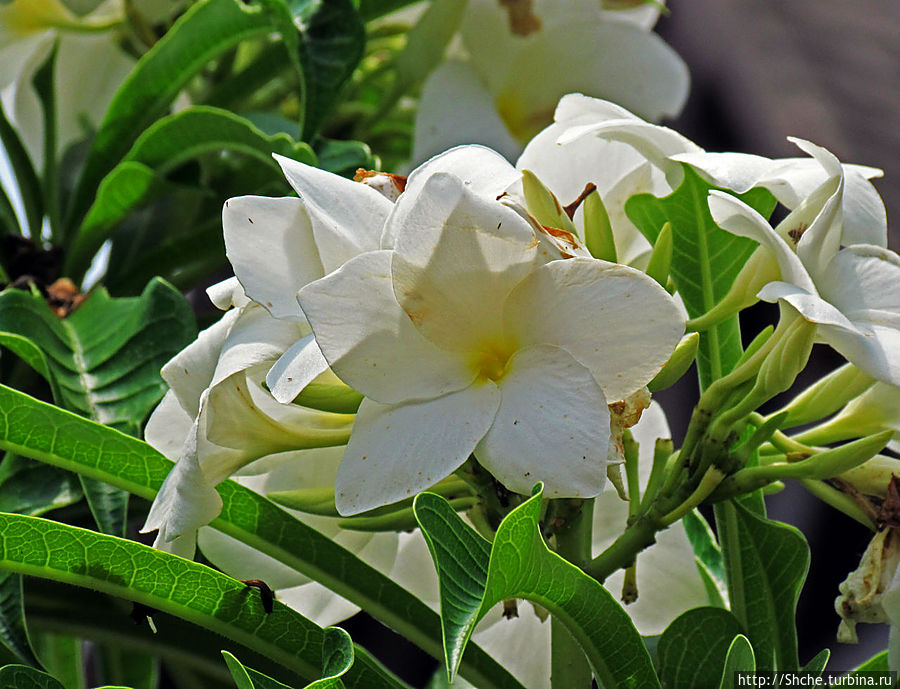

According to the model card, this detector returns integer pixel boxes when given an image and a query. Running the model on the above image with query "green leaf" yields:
[313,139,379,178]
[0,333,59,401]
[94,646,157,689]
[802,649,830,674]
[0,455,82,519]
[682,509,727,607]
[414,487,660,688]
[717,635,755,689]
[0,279,195,535]
[30,633,84,689]
[851,650,889,673]
[0,385,524,689]
[0,101,42,236]
[0,571,39,667]
[306,627,353,689]
[0,513,408,689]
[715,502,809,671]
[65,0,299,238]
[223,651,294,689]
[0,664,65,689]
[657,607,743,689]
[288,0,366,139]
[0,280,195,432]
[626,165,777,386]
[25,578,291,686]
[69,107,315,279]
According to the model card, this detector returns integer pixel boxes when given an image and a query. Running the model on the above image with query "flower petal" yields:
[335,386,500,515]
[412,60,521,166]
[297,250,474,404]
[475,344,610,497]
[819,245,900,318]
[391,172,540,353]
[708,191,816,293]
[265,332,329,404]
[503,258,684,402]
[144,390,193,460]
[756,281,857,330]
[223,195,324,320]
[160,308,240,417]
[206,276,250,310]
[274,154,389,272]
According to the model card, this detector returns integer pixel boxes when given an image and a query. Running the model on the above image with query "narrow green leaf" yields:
[30,633,83,689]
[94,646,157,689]
[0,385,524,689]
[0,455,81,519]
[0,333,59,401]
[802,648,830,674]
[625,165,777,386]
[0,572,39,667]
[25,579,289,685]
[0,664,65,689]
[224,651,294,689]
[69,107,315,278]
[851,650,888,673]
[0,513,408,689]
[682,509,727,607]
[414,487,661,688]
[716,502,809,671]
[657,607,743,689]
[66,0,296,236]
[289,0,366,139]
[717,635,755,689]
[0,101,42,236]
[305,627,353,689]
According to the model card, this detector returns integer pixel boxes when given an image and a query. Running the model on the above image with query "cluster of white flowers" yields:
[141,81,900,680]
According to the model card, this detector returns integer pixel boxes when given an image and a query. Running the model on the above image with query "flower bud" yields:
[645,222,673,289]
[779,364,875,428]
[648,332,699,392]
[583,189,617,263]
[520,169,578,234]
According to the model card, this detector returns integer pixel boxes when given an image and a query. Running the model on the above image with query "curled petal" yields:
[266,333,330,404]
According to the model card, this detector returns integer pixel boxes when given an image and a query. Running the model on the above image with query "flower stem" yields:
[552,499,594,688]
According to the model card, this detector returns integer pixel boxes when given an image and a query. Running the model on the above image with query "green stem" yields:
[585,517,658,583]
[552,499,594,688]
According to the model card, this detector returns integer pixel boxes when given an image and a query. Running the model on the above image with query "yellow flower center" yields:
[470,340,517,384]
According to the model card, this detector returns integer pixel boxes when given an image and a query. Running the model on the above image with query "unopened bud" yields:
[780,364,876,428]
[645,222,672,289]
[583,190,617,263]
[521,170,577,234]
[648,332,699,392]
[756,314,815,400]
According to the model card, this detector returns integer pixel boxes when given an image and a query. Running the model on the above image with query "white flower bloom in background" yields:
[412,0,689,164]
[298,161,685,514]
[391,403,710,689]
[707,139,900,387]
[0,0,132,166]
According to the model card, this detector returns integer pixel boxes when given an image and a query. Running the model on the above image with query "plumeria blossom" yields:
[0,0,133,166]
[412,0,689,163]
[391,403,710,689]
[297,154,685,515]
[706,139,900,387]
[142,278,354,556]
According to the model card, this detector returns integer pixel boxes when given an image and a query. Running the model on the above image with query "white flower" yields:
[141,280,354,556]
[706,139,900,387]
[412,0,689,164]
[297,154,685,515]
[0,0,133,166]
